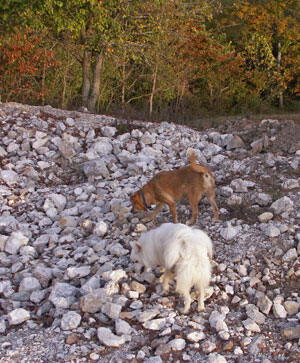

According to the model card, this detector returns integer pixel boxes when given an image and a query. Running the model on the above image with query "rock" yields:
[202,340,217,353]
[97,327,125,347]
[66,266,91,279]
[208,353,228,363]
[209,310,228,332]
[281,326,300,340]
[271,197,294,216]
[257,294,273,315]
[8,308,30,325]
[242,318,261,332]
[92,137,113,155]
[94,221,108,237]
[167,338,186,351]
[220,223,240,240]
[143,318,167,330]
[82,159,109,178]
[102,269,127,283]
[264,225,280,238]
[246,305,266,324]
[136,309,160,323]
[225,135,245,150]
[283,301,299,316]
[80,290,108,313]
[115,319,132,335]
[186,331,206,342]
[5,231,29,254]
[61,311,82,330]
[230,178,255,193]
[258,212,273,223]
[49,282,78,309]
[0,170,19,185]
[251,136,269,153]
[255,193,272,208]
[101,302,122,320]
[19,277,41,292]
[283,179,299,190]
[273,302,287,319]
[282,248,298,262]
[102,126,117,137]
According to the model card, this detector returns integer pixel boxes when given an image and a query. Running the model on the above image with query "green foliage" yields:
[0,0,299,120]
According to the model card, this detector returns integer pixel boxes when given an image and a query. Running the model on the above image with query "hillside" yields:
[0,103,299,362]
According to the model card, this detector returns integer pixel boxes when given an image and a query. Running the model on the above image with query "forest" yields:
[1,0,299,123]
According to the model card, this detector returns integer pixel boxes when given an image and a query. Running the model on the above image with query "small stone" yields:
[220,223,239,240]
[282,248,298,262]
[143,318,167,330]
[209,310,228,332]
[281,326,300,340]
[97,327,125,347]
[136,309,160,323]
[283,301,299,316]
[242,318,261,332]
[246,305,266,324]
[19,277,41,293]
[271,196,294,216]
[80,290,108,313]
[101,302,122,320]
[264,225,280,238]
[167,338,186,351]
[273,302,287,319]
[258,212,273,223]
[208,353,228,363]
[257,294,272,315]
[130,281,146,293]
[61,311,82,330]
[89,352,100,361]
[94,221,108,237]
[102,269,127,283]
[202,340,217,353]
[186,331,206,342]
[5,231,29,254]
[66,333,80,345]
[115,319,132,335]
[8,308,30,325]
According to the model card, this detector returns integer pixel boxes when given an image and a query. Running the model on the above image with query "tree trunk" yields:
[82,48,91,107]
[149,63,158,118]
[277,41,283,108]
[121,59,127,114]
[87,53,103,113]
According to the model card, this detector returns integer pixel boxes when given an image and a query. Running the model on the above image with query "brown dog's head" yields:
[131,192,147,212]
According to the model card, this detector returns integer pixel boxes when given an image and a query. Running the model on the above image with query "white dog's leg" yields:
[182,290,192,314]
[196,282,205,312]
[162,270,173,293]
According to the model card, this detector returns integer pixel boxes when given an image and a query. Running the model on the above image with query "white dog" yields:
[130,223,213,313]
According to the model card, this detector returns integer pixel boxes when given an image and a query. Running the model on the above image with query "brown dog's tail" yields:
[188,150,216,189]
[188,151,210,174]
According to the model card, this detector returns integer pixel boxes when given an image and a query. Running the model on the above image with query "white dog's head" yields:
[130,242,143,263]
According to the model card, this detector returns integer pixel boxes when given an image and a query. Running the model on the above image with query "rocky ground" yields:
[0,102,299,363]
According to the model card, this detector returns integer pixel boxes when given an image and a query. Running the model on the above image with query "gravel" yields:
[0,102,299,362]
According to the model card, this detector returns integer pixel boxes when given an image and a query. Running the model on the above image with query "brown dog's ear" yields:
[131,193,147,211]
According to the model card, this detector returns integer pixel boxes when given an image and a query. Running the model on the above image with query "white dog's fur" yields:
[130,223,213,313]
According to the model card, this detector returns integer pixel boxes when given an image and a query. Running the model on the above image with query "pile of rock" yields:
[0,103,299,362]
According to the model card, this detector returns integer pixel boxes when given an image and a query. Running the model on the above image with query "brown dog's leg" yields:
[206,190,219,221]
[142,203,164,222]
[166,201,178,223]
[186,191,202,225]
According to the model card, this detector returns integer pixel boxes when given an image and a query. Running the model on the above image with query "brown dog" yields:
[130,151,219,225]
